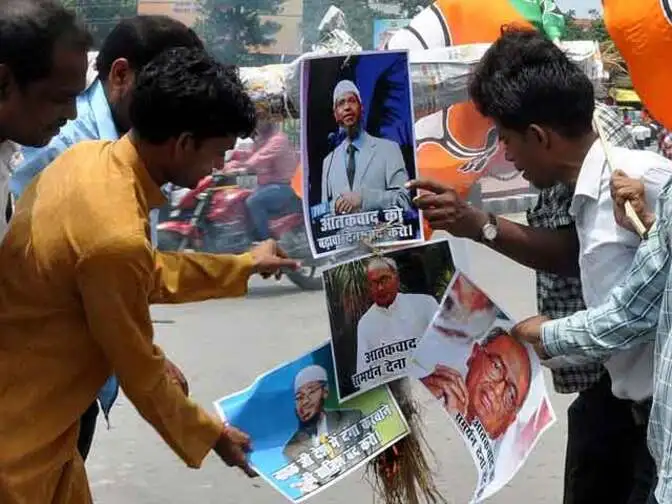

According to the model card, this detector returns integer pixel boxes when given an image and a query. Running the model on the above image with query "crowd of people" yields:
[1,2,672,504]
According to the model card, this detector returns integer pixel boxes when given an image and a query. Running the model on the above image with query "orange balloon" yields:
[605,0,672,128]
[435,0,533,45]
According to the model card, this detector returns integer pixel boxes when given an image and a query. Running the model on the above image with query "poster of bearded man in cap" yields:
[300,50,423,258]
[214,342,410,503]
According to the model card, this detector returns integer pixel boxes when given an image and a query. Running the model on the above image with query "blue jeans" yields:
[245,183,297,240]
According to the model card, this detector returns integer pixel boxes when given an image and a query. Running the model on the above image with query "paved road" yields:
[88,231,574,504]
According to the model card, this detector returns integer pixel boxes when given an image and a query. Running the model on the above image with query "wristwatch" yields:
[479,213,498,243]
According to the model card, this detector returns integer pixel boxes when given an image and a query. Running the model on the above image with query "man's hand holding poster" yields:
[409,272,556,503]
[323,240,454,401]
[300,50,423,258]
[214,342,409,503]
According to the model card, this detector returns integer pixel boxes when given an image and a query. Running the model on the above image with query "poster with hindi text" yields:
[323,240,454,402]
[300,50,423,258]
[214,342,409,503]
[409,271,556,503]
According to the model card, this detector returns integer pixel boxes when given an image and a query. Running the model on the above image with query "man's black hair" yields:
[129,47,257,143]
[0,0,92,87]
[468,26,595,138]
[95,15,203,82]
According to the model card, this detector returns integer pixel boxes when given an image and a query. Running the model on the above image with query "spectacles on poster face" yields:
[295,383,325,403]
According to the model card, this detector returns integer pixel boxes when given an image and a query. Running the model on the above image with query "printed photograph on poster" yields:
[408,271,556,503]
[214,342,409,504]
[300,50,423,258]
[323,240,454,402]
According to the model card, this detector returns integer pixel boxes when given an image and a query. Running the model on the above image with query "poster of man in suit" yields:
[300,50,423,258]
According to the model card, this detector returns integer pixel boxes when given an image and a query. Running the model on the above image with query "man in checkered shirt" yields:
[409,34,651,504]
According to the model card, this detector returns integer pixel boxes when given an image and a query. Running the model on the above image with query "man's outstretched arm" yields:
[513,218,670,359]
[149,239,300,304]
[409,179,580,276]
[76,238,227,468]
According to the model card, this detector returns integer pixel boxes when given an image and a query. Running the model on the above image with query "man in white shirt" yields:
[354,256,439,388]
[0,0,91,237]
[411,27,671,503]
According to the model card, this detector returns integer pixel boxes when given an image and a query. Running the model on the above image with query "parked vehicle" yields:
[157,168,324,291]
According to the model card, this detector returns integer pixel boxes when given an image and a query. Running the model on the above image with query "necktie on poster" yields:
[301,50,423,259]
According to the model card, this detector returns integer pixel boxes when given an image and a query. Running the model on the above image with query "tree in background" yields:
[563,8,611,42]
[302,0,427,51]
[562,7,627,92]
[61,0,137,48]
[397,0,428,18]
[195,0,283,66]
[586,8,610,43]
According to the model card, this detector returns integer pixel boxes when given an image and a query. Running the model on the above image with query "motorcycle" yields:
[156,168,325,291]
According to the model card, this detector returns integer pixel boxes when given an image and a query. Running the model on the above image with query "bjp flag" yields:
[290,0,566,201]
[604,0,672,128]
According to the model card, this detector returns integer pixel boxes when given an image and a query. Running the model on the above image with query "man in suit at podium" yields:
[320,80,412,215]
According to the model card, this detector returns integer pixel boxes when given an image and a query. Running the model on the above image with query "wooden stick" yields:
[593,119,648,238]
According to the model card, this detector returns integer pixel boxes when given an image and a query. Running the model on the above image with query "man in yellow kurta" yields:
[0,47,299,503]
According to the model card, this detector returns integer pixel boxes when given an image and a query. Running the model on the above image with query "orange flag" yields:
[604,0,672,128]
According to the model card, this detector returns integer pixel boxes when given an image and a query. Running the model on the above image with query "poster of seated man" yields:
[300,50,423,258]
[409,272,555,503]
[214,342,409,503]
[323,240,454,402]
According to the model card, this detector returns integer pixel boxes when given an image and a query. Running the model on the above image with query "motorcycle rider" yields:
[228,104,299,240]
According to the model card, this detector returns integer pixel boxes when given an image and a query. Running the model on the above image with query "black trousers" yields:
[564,374,656,504]
[77,401,99,461]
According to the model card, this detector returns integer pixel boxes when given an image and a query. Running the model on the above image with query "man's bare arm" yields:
[485,217,580,276]
[408,179,580,277]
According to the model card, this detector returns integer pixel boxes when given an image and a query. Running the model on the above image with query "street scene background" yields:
[86,221,572,504]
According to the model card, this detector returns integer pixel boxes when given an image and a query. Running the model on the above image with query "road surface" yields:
[88,229,574,504]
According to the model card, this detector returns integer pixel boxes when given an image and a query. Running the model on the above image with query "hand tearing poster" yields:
[323,240,454,402]
[409,271,556,503]
[300,50,423,258]
[214,342,409,503]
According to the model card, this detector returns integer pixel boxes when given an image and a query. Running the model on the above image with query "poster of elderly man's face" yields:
[300,50,423,258]
[408,271,556,502]
[322,240,454,402]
